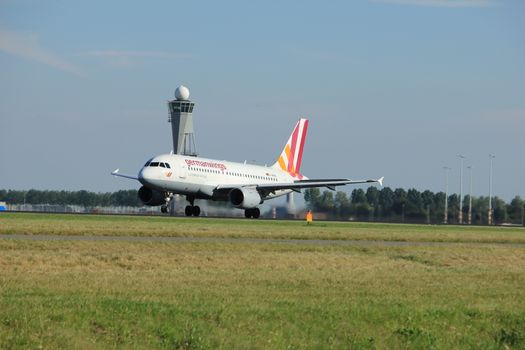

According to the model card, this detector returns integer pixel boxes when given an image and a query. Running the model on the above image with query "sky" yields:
[1,0,524,202]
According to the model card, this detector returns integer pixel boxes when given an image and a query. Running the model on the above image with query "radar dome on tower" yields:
[175,85,190,100]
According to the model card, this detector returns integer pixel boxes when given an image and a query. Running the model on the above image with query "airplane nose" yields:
[138,167,147,185]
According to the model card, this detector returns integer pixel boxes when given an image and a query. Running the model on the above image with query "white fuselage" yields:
[138,154,300,201]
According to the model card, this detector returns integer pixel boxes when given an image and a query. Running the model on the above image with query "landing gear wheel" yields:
[192,205,201,217]
[244,208,260,219]
[161,205,168,214]
[185,205,200,217]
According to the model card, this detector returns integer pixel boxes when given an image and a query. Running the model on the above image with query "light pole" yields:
[458,155,465,224]
[488,154,495,225]
[443,166,451,224]
[467,166,473,225]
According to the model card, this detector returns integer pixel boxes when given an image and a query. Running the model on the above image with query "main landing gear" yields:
[185,205,200,217]
[244,208,260,219]
[185,195,200,217]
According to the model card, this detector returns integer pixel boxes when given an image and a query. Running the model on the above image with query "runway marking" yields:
[1,234,524,248]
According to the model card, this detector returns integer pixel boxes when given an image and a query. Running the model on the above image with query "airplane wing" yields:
[214,177,384,195]
[256,177,384,192]
[111,169,138,180]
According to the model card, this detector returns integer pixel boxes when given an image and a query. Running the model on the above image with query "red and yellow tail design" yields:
[272,118,309,178]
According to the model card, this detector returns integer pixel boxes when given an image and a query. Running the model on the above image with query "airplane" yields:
[111,118,383,218]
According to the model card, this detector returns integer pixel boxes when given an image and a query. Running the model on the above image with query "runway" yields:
[2,234,524,248]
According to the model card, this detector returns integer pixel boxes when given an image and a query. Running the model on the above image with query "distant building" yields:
[0,202,6,211]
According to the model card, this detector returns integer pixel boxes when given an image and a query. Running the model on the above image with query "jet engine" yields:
[138,186,165,206]
[229,187,262,209]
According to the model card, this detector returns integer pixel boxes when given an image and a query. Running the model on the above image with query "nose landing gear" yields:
[161,193,173,214]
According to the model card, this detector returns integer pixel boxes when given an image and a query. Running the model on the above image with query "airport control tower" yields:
[168,85,197,156]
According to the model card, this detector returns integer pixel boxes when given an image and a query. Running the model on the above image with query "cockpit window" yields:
[144,161,171,168]
[144,157,154,167]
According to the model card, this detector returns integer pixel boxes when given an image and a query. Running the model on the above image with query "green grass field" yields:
[1,212,525,243]
[1,213,524,349]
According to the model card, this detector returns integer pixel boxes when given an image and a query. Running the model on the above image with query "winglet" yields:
[377,176,384,187]
[111,169,120,176]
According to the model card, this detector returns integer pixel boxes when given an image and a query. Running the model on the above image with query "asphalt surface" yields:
[1,234,525,248]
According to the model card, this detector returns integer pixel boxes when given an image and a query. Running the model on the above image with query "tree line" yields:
[1,188,524,225]
[304,187,525,225]
[0,189,141,207]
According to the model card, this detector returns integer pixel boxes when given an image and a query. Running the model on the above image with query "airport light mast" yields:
[467,165,473,225]
[488,154,495,225]
[443,166,451,224]
[458,154,465,224]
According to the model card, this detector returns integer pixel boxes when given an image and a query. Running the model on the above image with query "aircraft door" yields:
[179,164,187,179]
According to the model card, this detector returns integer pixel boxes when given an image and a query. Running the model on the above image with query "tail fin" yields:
[272,118,309,178]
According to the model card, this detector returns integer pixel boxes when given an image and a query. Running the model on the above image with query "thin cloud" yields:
[83,50,188,59]
[0,30,84,76]
[80,50,191,68]
[371,0,493,7]
[481,108,525,123]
